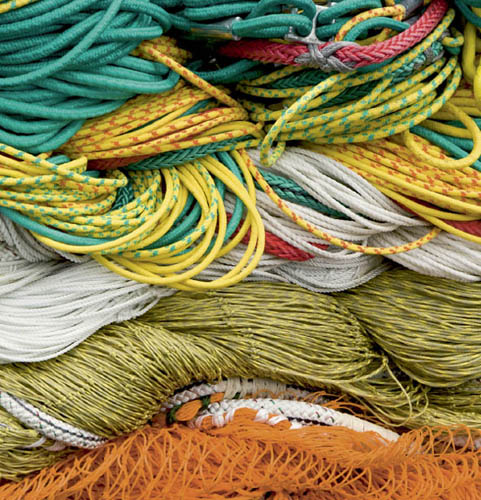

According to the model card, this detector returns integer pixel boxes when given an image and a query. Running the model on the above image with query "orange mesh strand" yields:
[1,414,481,500]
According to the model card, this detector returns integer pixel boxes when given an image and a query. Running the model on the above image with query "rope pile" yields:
[3,276,481,484]
[0,2,175,153]
[4,0,481,497]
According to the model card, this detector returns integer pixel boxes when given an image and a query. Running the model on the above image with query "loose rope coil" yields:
[0,145,266,289]
[60,56,263,166]
[245,9,458,167]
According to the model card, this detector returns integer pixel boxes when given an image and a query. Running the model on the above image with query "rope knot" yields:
[295,42,358,72]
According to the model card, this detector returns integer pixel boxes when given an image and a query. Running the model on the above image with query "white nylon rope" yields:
[0,250,175,363]
[371,228,481,282]
[0,380,397,450]
[161,378,314,411]
[0,392,106,449]
[194,397,400,443]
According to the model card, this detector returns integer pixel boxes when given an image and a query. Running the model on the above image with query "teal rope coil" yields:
[0,0,175,154]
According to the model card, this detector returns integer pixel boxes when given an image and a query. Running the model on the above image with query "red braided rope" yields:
[219,0,447,68]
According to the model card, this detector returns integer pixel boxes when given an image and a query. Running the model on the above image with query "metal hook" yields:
[284,3,329,45]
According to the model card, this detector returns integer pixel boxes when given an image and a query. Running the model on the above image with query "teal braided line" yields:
[112,180,135,210]
[257,169,349,219]
[127,137,258,170]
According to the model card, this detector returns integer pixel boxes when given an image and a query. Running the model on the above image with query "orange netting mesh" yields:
[2,408,481,500]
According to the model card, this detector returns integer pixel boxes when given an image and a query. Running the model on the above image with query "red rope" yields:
[226,213,327,261]
[395,199,481,238]
[444,220,481,237]
[89,156,153,170]
[219,0,447,68]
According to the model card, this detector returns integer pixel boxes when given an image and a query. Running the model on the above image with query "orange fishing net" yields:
[2,408,481,500]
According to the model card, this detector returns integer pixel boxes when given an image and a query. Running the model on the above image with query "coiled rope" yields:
[218,0,450,69]
[0,1,180,153]
[0,144,266,289]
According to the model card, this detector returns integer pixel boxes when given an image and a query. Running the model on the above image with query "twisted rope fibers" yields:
[336,269,481,388]
[2,0,481,495]
[0,231,388,363]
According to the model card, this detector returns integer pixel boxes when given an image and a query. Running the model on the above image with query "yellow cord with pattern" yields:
[244,150,441,255]
[304,115,481,245]
[0,144,265,290]
[461,22,481,110]
[61,38,263,164]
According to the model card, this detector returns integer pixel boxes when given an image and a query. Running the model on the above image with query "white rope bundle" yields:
[0,246,174,363]
[0,379,397,450]
[248,148,481,280]
[0,215,87,263]
[249,147,427,244]
[371,228,481,282]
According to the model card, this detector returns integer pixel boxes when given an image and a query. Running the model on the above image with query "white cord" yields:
[0,247,175,363]
[194,398,400,442]
[0,214,88,263]
[161,378,314,411]
[0,392,106,449]
[370,229,481,281]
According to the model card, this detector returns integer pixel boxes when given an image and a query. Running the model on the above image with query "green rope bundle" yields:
[0,282,390,439]
[0,407,69,481]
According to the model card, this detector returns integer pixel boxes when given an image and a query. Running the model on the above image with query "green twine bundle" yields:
[0,283,392,439]
[0,407,69,481]
[337,269,481,388]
